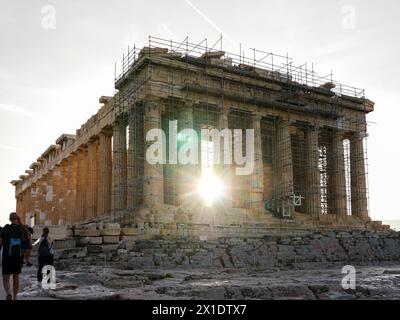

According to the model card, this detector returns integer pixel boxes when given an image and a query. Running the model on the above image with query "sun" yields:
[197,172,224,207]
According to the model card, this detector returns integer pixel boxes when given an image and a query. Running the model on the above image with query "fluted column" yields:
[25,188,32,224]
[86,139,99,220]
[20,190,27,223]
[112,119,127,218]
[98,131,112,218]
[328,131,348,217]
[350,132,368,220]
[52,166,61,225]
[273,119,294,217]
[16,194,22,215]
[31,184,39,225]
[127,112,136,210]
[67,153,78,223]
[251,113,264,210]
[304,127,322,217]
[217,106,232,208]
[178,101,195,207]
[143,98,164,207]
[45,171,54,225]
[76,146,88,223]
[38,177,47,224]
[59,160,68,225]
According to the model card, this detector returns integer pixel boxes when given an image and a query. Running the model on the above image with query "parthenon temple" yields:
[11,36,387,238]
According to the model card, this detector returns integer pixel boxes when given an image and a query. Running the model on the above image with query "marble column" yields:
[273,119,294,217]
[52,166,62,225]
[143,98,164,207]
[38,177,47,224]
[178,101,195,207]
[24,188,32,224]
[350,132,368,220]
[217,105,232,208]
[251,113,264,210]
[127,112,136,210]
[112,119,127,217]
[86,139,99,220]
[67,153,78,223]
[31,184,39,225]
[98,131,112,218]
[304,127,322,217]
[45,171,54,225]
[59,160,68,225]
[328,131,348,217]
[76,146,88,223]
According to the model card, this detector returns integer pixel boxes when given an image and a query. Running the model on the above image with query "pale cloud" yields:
[0,143,22,152]
[0,103,38,119]
[157,23,179,42]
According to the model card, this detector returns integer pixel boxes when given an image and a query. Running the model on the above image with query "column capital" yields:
[77,144,88,152]
[351,131,368,139]
[145,97,165,114]
[251,112,262,122]
[99,126,113,137]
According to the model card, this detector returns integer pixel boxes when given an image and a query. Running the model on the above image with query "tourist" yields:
[34,227,55,283]
[14,215,32,267]
[0,212,29,300]
[22,226,34,267]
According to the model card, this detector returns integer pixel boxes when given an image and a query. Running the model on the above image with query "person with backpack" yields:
[14,215,33,267]
[0,212,29,300]
[33,227,55,282]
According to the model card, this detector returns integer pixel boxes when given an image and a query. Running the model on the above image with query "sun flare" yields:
[197,172,224,207]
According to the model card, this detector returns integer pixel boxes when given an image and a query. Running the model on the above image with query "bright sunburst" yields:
[197,172,224,207]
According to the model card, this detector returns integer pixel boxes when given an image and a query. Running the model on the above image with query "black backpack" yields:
[38,236,51,257]
[7,224,23,257]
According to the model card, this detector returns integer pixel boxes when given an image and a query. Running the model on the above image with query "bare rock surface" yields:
[12,263,400,300]
[3,230,400,300]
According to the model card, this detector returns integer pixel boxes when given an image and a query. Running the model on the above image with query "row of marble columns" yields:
[16,131,112,225]
[15,99,369,225]
[299,127,369,220]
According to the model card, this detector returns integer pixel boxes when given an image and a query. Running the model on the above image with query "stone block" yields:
[81,229,101,237]
[33,225,72,240]
[53,238,76,249]
[80,236,103,245]
[103,223,120,229]
[103,235,120,244]
[74,228,84,237]
[83,222,98,230]
[121,236,137,241]
[101,228,121,236]
[57,247,87,259]
[121,228,137,236]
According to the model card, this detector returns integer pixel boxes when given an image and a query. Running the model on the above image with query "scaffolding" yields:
[110,35,370,226]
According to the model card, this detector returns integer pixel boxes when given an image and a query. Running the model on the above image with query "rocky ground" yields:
[2,230,400,300]
[9,263,400,300]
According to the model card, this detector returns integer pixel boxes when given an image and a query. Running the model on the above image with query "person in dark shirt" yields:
[0,212,29,300]
[34,227,55,282]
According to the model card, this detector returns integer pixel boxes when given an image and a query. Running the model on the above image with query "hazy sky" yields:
[1,0,399,226]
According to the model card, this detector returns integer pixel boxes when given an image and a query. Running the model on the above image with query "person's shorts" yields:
[1,254,22,275]
[22,241,32,251]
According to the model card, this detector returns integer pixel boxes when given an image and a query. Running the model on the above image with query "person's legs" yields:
[24,250,32,266]
[37,256,44,282]
[2,274,10,296]
[12,274,19,300]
